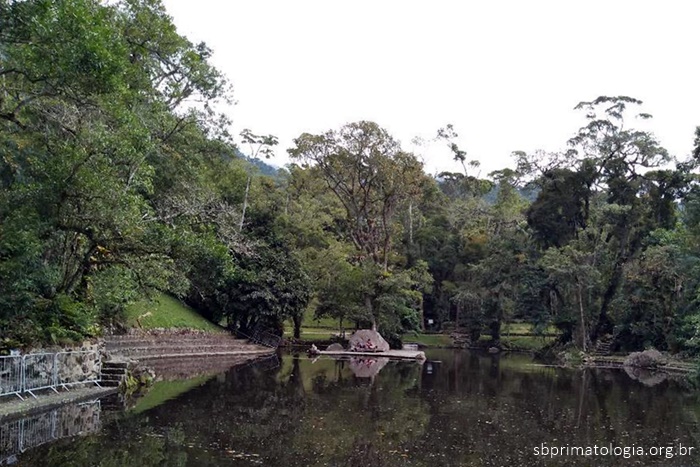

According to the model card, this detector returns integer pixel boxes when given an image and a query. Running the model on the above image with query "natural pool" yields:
[6,350,700,466]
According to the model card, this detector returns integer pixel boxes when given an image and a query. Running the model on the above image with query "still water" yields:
[7,350,700,466]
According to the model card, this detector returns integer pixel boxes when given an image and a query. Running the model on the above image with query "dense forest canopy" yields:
[1,0,700,355]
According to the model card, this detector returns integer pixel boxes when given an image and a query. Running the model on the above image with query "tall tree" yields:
[289,121,426,330]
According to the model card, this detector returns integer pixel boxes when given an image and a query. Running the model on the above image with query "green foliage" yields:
[0,0,282,346]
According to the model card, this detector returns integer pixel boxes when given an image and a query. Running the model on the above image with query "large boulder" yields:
[623,349,667,369]
[348,330,390,352]
[326,343,344,351]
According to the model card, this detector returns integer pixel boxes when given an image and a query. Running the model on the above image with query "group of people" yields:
[351,338,377,352]
[307,337,379,356]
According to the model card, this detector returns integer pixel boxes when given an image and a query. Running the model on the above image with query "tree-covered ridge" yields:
[1,0,700,355]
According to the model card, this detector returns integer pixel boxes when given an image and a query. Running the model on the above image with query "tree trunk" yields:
[365,295,377,331]
[577,281,587,352]
[292,313,302,339]
[408,200,414,245]
[455,302,461,332]
[239,174,251,231]
[490,319,501,343]
[593,261,621,341]
[419,295,425,332]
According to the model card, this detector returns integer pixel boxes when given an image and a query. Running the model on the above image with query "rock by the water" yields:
[349,330,390,352]
[326,343,344,351]
[488,346,500,354]
[624,349,666,368]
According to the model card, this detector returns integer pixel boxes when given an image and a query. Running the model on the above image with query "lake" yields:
[7,350,700,466]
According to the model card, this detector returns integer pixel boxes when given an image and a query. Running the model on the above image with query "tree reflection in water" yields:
[19,350,700,466]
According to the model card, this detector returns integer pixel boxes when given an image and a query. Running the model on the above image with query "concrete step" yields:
[132,350,271,360]
[105,341,258,352]
[106,341,260,350]
[102,367,126,375]
[105,335,240,344]
[109,346,252,353]
[100,380,121,387]
[102,361,129,369]
[110,347,263,358]
[139,353,272,380]
[100,373,125,382]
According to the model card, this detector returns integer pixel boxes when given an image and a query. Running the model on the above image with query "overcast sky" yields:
[162,0,699,176]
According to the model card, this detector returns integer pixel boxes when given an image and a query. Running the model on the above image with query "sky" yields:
[162,0,699,176]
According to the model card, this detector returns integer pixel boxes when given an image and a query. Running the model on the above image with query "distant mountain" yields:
[246,156,280,177]
[232,147,281,178]
[482,184,540,204]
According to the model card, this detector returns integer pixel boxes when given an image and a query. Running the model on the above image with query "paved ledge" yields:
[584,356,696,374]
[319,349,426,360]
[0,386,117,421]
[133,349,275,360]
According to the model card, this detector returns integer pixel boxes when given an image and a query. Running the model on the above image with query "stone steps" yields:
[107,344,262,355]
[105,334,234,343]
[104,333,265,360]
[591,336,614,356]
[103,331,273,382]
[138,353,269,380]
[105,339,257,349]
[100,361,129,387]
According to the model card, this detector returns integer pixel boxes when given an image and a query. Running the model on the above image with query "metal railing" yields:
[250,326,282,349]
[0,356,23,400]
[0,351,101,400]
[22,353,58,398]
[236,325,282,349]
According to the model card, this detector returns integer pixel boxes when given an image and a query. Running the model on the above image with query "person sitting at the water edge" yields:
[351,340,365,351]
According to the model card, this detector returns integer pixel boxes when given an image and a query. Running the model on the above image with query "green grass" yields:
[125,293,223,332]
[131,375,212,414]
[500,322,559,336]
[402,333,453,348]
[283,328,339,341]
[479,335,556,352]
[286,306,342,331]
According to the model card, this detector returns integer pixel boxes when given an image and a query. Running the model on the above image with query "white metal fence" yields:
[22,353,58,398]
[0,357,22,399]
[0,351,101,400]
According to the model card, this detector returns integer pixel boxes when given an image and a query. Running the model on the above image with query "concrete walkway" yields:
[0,386,117,421]
[319,349,426,360]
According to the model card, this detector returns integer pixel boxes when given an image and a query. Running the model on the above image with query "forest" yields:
[2,0,700,356]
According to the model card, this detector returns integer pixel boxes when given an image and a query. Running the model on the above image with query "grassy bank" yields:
[401,333,454,348]
[125,293,223,332]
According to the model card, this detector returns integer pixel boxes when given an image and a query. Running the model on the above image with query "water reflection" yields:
[0,399,101,465]
[348,357,389,378]
[14,351,700,466]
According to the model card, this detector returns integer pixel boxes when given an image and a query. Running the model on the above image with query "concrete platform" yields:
[319,349,426,360]
[0,386,117,421]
